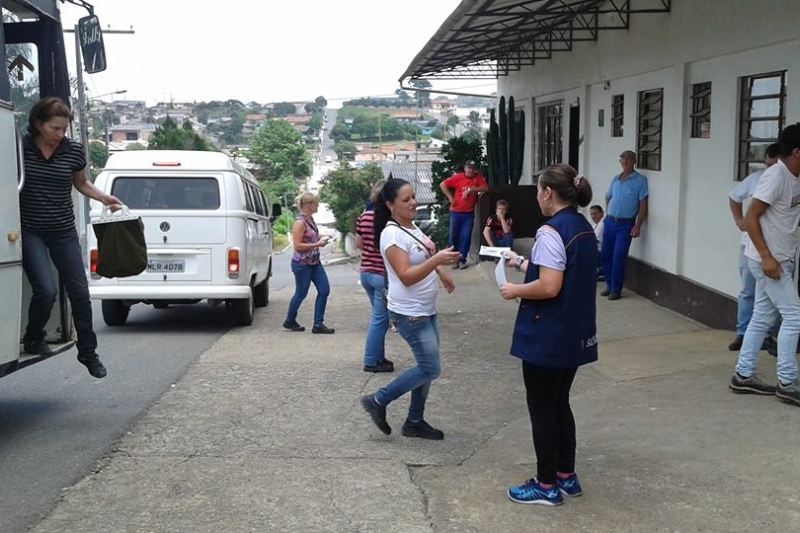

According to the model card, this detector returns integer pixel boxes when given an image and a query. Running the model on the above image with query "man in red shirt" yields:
[440,160,489,269]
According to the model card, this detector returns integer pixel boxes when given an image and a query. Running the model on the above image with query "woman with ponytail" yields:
[360,179,461,440]
[500,164,598,506]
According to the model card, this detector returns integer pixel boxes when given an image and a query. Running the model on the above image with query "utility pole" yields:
[65,26,134,172]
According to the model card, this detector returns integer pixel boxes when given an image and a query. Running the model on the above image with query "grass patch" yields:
[337,106,422,120]
[274,233,289,250]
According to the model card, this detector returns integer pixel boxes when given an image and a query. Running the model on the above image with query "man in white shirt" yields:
[730,124,800,406]
[590,205,604,281]
[727,143,781,351]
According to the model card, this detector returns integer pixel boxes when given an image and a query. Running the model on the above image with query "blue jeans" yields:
[495,233,514,249]
[360,271,388,366]
[601,217,635,294]
[375,312,440,422]
[449,211,474,262]
[736,245,756,336]
[735,259,800,384]
[735,244,779,336]
[286,261,330,326]
[22,228,97,356]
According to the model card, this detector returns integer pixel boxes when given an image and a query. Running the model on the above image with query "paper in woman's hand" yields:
[495,254,507,289]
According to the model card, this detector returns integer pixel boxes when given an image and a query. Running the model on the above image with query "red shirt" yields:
[443,172,488,213]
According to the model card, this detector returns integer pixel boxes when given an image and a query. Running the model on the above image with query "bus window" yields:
[4,40,40,131]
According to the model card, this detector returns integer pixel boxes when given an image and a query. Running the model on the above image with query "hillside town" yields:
[87,94,495,163]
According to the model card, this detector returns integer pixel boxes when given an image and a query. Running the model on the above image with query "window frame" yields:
[737,70,786,180]
[536,100,563,173]
[636,88,664,171]
[690,82,711,139]
[611,94,624,137]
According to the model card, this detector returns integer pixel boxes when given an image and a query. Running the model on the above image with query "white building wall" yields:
[499,0,800,299]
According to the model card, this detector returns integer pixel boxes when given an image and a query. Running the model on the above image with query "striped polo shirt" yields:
[355,207,385,274]
[20,135,86,232]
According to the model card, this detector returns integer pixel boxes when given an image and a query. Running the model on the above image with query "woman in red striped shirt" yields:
[356,181,394,373]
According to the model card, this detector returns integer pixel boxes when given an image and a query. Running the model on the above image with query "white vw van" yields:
[87,150,281,326]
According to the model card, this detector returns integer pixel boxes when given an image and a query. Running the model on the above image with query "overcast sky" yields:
[58,0,496,107]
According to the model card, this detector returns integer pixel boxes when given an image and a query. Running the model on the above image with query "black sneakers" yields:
[608,292,621,301]
[283,321,305,332]
[312,324,335,334]
[77,353,107,379]
[600,289,611,297]
[23,338,54,356]
[401,419,444,440]
[728,335,744,351]
[363,359,394,373]
[776,380,800,406]
[360,395,391,435]
[729,373,775,395]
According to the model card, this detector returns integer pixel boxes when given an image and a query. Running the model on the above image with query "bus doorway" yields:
[1,0,105,377]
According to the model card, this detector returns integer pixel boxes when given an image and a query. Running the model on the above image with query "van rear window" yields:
[111,177,220,210]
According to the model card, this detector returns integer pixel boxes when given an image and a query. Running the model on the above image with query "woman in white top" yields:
[360,179,461,440]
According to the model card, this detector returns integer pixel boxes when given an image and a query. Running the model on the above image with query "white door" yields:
[0,112,24,367]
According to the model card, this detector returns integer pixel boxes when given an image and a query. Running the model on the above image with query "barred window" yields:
[690,82,711,138]
[737,71,786,180]
[637,89,663,171]
[611,94,624,137]
[536,100,562,172]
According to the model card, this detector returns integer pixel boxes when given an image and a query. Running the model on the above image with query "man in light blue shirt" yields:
[727,142,781,352]
[601,150,649,300]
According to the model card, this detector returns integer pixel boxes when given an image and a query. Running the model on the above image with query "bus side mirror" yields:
[78,15,107,73]
[270,203,282,221]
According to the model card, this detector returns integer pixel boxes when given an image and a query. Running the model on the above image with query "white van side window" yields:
[112,177,220,209]
[241,179,255,213]
[253,186,267,216]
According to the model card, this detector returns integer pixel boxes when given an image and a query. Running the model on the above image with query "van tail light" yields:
[90,249,100,278]
[228,249,240,279]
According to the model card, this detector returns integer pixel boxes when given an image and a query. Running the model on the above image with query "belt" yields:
[607,216,635,223]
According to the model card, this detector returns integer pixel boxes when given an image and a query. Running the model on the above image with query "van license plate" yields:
[148,259,185,272]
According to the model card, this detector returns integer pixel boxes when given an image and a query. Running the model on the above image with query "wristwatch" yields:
[514,256,526,271]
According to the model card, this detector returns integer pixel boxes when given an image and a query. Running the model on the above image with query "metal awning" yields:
[401,0,671,81]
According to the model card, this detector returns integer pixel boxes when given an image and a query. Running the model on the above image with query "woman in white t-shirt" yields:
[360,179,461,440]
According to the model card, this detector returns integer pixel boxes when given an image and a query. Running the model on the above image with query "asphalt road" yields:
[0,254,359,533]
[0,301,232,532]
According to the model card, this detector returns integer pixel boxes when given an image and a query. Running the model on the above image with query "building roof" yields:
[109,123,157,132]
[400,0,672,80]
[381,161,437,205]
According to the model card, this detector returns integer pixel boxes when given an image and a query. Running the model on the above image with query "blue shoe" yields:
[507,478,564,505]
[556,473,583,497]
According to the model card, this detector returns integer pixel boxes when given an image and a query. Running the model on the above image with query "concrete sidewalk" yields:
[32,263,800,532]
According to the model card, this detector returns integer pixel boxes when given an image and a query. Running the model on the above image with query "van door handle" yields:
[16,127,26,192]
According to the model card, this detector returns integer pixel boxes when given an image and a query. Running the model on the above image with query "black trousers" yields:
[522,360,578,485]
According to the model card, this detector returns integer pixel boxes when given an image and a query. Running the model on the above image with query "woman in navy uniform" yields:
[500,163,598,506]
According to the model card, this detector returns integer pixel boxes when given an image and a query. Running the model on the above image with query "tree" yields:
[126,143,147,150]
[319,164,382,235]
[314,95,327,109]
[148,116,214,151]
[88,141,108,169]
[247,119,311,182]
[447,113,460,135]
[330,121,351,142]
[350,115,377,139]
[395,89,412,105]
[273,102,297,117]
[333,140,357,160]
[468,110,481,129]
[410,79,432,108]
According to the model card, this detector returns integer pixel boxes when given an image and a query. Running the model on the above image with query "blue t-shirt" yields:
[606,171,648,219]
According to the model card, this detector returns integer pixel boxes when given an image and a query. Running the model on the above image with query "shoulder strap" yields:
[388,221,432,259]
